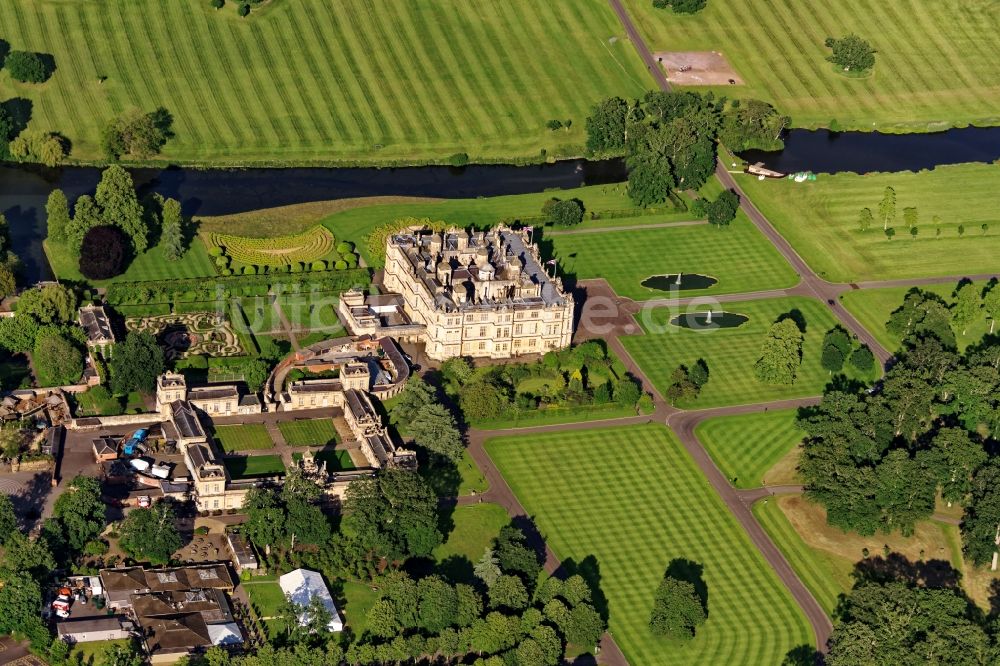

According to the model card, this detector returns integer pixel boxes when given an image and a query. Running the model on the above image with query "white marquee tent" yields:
[278,568,344,632]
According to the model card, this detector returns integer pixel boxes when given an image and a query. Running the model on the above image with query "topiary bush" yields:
[79,225,128,279]
[211,0,225,7]
[238,3,250,16]
[336,241,354,254]
[311,261,326,271]
[449,152,469,167]
[208,246,223,257]
[343,252,358,267]
[334,260,348,271]
[215,255,230,268]
[242,265,256,275]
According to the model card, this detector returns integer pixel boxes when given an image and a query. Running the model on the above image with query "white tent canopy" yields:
[278,568,344,632]
[207,622,243,646]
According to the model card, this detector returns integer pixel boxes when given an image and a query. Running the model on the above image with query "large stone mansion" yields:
[340,225,574,360]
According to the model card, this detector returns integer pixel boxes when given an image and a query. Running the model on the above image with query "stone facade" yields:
[157,372,262,417]
[374,225,574,361]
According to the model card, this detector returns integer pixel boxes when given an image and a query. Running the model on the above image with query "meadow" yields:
[0,0,652,165]
[486,425,812,665]
[550,212,797,300]
[737,164,1000,282]
[212,424,274,452]
[623,0,1000,132]
[694,409,804,489]
[622,296,848,408]
[839,281,995,353]
[753,494,976,615]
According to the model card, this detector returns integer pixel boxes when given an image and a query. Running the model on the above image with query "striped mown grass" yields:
[695,409,804,489]
[0,0,652,165]
[45,238,217,284]
[737,164,1000,283]
[486,424,812,665]
[623,297,846,408]
[213,424,274,452]
[550,211,797,300]
[839,281,995,354]
[223,454,285,478]
[278,418,339,447]
[623,0,1000,132]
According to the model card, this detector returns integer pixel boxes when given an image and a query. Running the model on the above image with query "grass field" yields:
[623,0,1000,132]
[212,424,274,452]
[0,0,652,165]
[551,211,798,300]
[839,281,995,353]
[67,639,133,666]
[623,296,854,408]
[753,494,983,615]
[45,238,217,284]
[738,165,1000,283]
[223,454,285,478]
[277,293,344,333]
[486,425,812,665]
[244,578,286,619]
[434,503,510,568]
[278,418,339,447]
[695,409,804,488]
[291,449,356,472]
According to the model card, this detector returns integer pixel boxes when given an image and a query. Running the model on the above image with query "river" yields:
[739,125,1000,174]
[0,159,627,283]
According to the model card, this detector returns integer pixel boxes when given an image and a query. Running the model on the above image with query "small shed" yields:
[92,435,119,462]
[57,617,131,644]
[278,568,343,632]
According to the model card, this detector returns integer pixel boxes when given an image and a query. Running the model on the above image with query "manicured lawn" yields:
[277,294,344,334]
[0,0,652,164]
[45,238,217,284]
[434,503,510,566]
[738,164,1000,283]
[74,388,123,417]
[623,296,854,408]
[342,580,379,638]
[232,298,282,336]
[623,0,1000,132]
[753,494,977,616]
[695,409,804,489]
[486,425,812,665]
[550,210,798,300]
[244,579,286,618]
[213,424,274,452]
[279,418,339,447]
[67,639,134,666]
[291,449,356,472]
[223,454,285,478]
[839,281,994,353]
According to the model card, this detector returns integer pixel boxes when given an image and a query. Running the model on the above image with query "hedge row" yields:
[106,268,370,306]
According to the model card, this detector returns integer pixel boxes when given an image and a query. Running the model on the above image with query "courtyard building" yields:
[341,225,574,361]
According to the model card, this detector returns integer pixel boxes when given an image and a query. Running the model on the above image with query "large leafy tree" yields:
[242,488,286,553]
[52,475,106,552]
[825,34,877,73]
[409,403,464,462]
[160,197,185,261]
[0,495,16,544]
[110,331,165,395]
[119,502,182,564]
[16,283,76,324]
[392,377,436,423]
[79,226,128,280]
[33,332,83,387]
[342,469,442,563]
[753,318,804,385]
[648,575,706,639]
[66,194,102,254]
[95,165,148,254]
[961,460,1000,567]
[45,189,70,243]
[952,282,982,336]
[0,575,50,647]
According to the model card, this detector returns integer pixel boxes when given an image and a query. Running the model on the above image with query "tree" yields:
[52,476,105,553]
[474,548,502,588]
[0,266,16,300]
[440,357,474,387]
[409,403,464,462]
[952,282,982,335]
[903,206,918,229]
[706,190,739,227]
[495,525,542,584]
[0,107,13,160]
[613,375,642,406]
[240,358,270,393]
[488,574,528,611]
[119,502,181,564]
[984,283,1000,334]
[392,377,436,423]
[920,428,986,507]
[95,165,148,253]
[101,108,173,160]
[585,97,629,153]
[653,0,707,13]
[0,495,16,545]
[66,194,102,254]
[460,379,509,422]
[0,315,38,353]
[102,641,143,666]
[242,488,285,553]
[961,460,1000,566]
[110,331,165,395]
[878,186,896,230]
[5,51,49,83]
[857,207,873,231]
[16,283,75,324]
[718,98,788,151]
[9,131,67,167]
[160,197,185,260]
[824,34,876,72]
[849,345,875,372]
[821,327,852,373]
[0,531,56,580]
[0,575,49,648]
[754,318,804,385]
[649,575,706,639]
[79,226,128,279]
[33,332,82,386]
[565,602,605,648]
[45,190,70,243]
[546,199,584,227]
[417,575,458,633]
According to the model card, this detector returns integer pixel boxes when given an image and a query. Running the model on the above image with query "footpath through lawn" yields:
[486,424,812,665]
